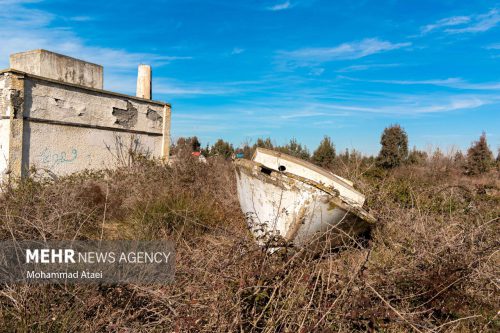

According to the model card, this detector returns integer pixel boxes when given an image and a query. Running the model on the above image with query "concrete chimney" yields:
[136,64,152,99]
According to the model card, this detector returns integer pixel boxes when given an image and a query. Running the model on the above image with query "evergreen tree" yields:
[174,136,201,154]
[242,144,253,159]
[191,136,201,152]
[312,136,336,168]
[277,138,310,160]
[211,139,234,159]
[377,124,408,168]
[255,137,274,149]
[466,132,493,175]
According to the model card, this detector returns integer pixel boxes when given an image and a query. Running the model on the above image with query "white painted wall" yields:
[25,78,164,134]
[0,72,169,180]
[26,122,162,176]
[0,119,10,182]
[0,75,10,183]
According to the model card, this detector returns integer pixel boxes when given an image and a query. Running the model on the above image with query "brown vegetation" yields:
[0,149,498,332]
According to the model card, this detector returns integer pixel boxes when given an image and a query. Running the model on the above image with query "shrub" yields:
[377,124,408,169]
[407,147,427,165]
[454,150,465,167]
[466,132,493,175]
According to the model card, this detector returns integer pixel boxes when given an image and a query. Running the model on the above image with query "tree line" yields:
[171,124,499,175]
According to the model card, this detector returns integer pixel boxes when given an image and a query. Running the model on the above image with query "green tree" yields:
[174,136,201,153]
[255,137,274,149]
[377,124,409,168]
[312,136,336,168]
[339,148,350,163]
[211,139,234,159]
[466,132,493,175]
[201,143,210,157]
[190,136,201,152]
[277,138,310,160]
[241,143,253,159]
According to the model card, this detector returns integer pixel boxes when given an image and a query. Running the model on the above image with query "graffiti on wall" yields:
[39,147,78,169]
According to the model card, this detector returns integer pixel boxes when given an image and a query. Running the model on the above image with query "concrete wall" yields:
[25,122,162,175]
[0,119,9,179]
[0,73,10,178]
[10,50,103,89]
[24,77,164,135]
[0,70,170,182]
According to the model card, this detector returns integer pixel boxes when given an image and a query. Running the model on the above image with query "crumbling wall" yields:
[23,76,168,176]
[0,70,171,180]
[24,78,164,134]
[0,75,10,181]
[0,72,26,182]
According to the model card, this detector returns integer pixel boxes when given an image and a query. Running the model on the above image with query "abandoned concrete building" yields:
[0,49,171,182]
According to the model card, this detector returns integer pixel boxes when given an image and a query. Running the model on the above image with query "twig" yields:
[366,283,425,333]
[434,315,482,331]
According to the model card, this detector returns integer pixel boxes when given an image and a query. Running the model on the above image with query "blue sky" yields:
[1,0,499,155]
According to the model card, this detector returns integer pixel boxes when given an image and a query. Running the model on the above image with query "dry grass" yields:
[0,154,498,332]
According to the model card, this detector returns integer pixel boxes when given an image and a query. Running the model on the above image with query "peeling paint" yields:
[146,108,162,122]
[234,156,376,247]
[0,70,171,182]
[112,101,138,128]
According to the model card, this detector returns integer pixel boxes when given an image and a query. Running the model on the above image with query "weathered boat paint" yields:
[252,148,365,207]
[234,149,375,247]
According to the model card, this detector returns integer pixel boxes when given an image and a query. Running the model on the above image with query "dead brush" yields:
[0,154,498,332]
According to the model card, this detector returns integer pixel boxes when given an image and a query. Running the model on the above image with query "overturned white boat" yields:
[234,148,375,247]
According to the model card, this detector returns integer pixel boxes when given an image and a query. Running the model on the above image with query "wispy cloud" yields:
[485,42,500,49]
[307,95,492,115]
[267,1,293,11]
[155,80,238,96]
[278,38,410,67]
[421,16,470,34]
[231,47,245,55]
[0,0,42,4]
[308,67,325,76]
[447,9,500,33]
[337,63,401,72]
[351,77,463,86]
[0,0,191,93]
[68,16,94,22]
[413,98,486,113]
[344,76,500,90]
[421,9,500,35]
[280,111,350,119]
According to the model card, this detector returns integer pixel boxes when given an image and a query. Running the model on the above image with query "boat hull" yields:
[235,159,374,247]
